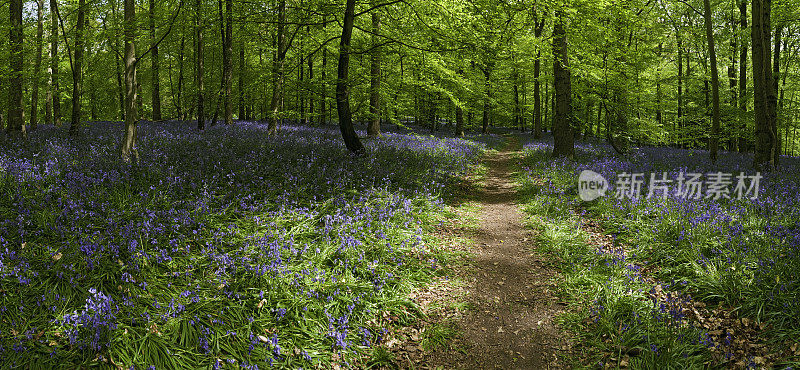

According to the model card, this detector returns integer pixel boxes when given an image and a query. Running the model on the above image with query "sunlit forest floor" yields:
[1,122,799,368]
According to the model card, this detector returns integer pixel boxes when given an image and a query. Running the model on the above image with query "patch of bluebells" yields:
[520,134,800,364]
[60,288,119,352]
[0,122,487,367]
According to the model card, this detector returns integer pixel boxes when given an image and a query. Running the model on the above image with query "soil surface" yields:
[423,136,570,369]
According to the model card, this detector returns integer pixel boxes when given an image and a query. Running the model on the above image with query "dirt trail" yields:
[426,136,569,369]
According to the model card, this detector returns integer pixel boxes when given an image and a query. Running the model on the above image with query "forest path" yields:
[425,136,569,369]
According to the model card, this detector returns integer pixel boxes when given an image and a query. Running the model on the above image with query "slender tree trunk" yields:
[238,33,245,120]
[772,25,782,164]
[552,12,573,158]
[704,0,722,163]
[149,0,162,121]
[482,66,491,134]
[69,0,86,136]
[368,7,381,137]
[513,70,521,131]
[656,43,663,128]
[308,39,314,125]
[196,0,205,130]
[121,0,139,162]
[7,0,25,136]
[738,0,748,152]
[268,0,286,134]
[728,4,738,151]
[319,16,327,126]
[336,0,365,154]
[49,0,61,127]
[223,0,232,124]
[677,27,683,139]
[751,0,777,169]
[30,0,45,131]
[178,34,185,120]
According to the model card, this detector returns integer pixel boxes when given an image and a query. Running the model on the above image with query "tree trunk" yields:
[121,0,139,162]
[30,0,45,131]
[70,0,86,136]
[268,0,286,134]
[178,34,185,120]
[223,0,232,125]
[482,66,491,134]
[308,38,314,125]
[7,0,25,136]
[677,27,683,134]
[513,70,521,131]
[149,0,162,121]
[532,11,544,139]
[772,25,781,165]
[656,43,663,128]
[238,32,245,120]
[319,16,327,126]
[704,0,721,163]
[728,5,738,151]
[336,0,365,154]
[367,7,381,137]
[49,0,61,127]
[751,0,777,169]
[552,12,573,158]
[196,0,205,130]
[738,0,748,152]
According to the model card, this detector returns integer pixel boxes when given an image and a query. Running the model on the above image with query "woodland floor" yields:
[391,136,573,369]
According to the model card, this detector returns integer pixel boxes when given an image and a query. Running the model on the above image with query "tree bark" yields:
[552,12,573,158]
[149,0,162,121]
[49,0,61,127]
[532,10,544,139]
[336,0,365,154]
[238,32,245,120]
[30,0,45,131]
[738,0,748,152]
[69,0,86,136]
[121,0,139,162]
[7,0,25,136]
[728,5,738,151]
[196,0,205,130]
[751,0,777,169]
[178,34,185,120]
[224,0,233,125]
[368,8,381,137]
[772,25,781,165]
[704,0,721,163]
[268,0,286,134]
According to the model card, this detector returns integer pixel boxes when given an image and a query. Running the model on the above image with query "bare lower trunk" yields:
[149,0,162,121]
[738,0,748,152]
[268,0,286,134]
[751,0,777,170]
[70,0,86,136]
[196,0,205,130]
[121,0,139,162]
[49,0,61,127]
[552,13,573,158]
[704,0,721,163]
[30,0,45,131]
[336,0,365,154]
[7,0,26,136]
[223,0,232,125]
